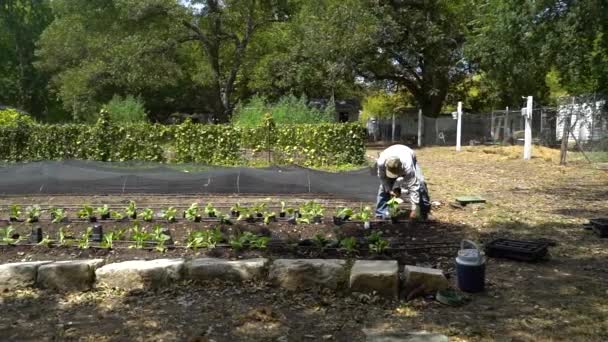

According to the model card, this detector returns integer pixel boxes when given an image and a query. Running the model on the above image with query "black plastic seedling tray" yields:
[589,218,608,238]
[485,238,549,262]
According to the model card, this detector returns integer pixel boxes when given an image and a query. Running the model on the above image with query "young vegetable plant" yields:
[110,210,125,221]
[97,205,110,220]
[129,224,149,249]
[162,207,178,223]
[299,201,324,224]
[78,227,93,249]
[101,231,116,249]
[50,208,67,223]
[141,208,154,222]
[369,238,389,254]
[25,205,42,223]
[38,235,53,247]
[352,206,373,229]
[279,201,287,218]
[230,203,243,218]
[252,203,267,218]
[336,207,354,220]
[9,204,21,221]
[125,200,137,219]
[217,213,232,225]
[185,203,202,222]
[186,228,223,250]
[78,205,97,222]
[58,226,75,247]
[152,225,171,253]
[386,198,402,222]
[249,234,270,250]
[313,234,329,250]
[0,226,19,245]
[340,237,358,254]
[229,232,255,251]
[237,208,255,223]
[205,203,217,218]
[263,212,277,225]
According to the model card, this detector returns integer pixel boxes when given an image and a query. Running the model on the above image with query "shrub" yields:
[0,108,34,126]
[102,95,148,123]
[233,95,335,127]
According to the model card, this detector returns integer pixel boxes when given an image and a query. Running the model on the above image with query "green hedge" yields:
[0,118,366,167]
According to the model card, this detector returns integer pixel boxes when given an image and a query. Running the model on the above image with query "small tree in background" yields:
[102,95,148,123]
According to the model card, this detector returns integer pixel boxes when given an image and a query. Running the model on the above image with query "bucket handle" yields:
[460,239,483,265]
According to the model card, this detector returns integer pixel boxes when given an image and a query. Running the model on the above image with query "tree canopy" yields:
[0,0,606,121]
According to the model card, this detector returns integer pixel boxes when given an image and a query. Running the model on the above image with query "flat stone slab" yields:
[403,265,448,298]
[350,260,399,299]
[96,259,184,290]
[364,331,448,342]
[268,259,347,290]
[185,258,268,282]
[0,261,52,291]
[37,259,103,292]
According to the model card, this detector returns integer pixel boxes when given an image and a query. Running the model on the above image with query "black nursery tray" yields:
[485,238,549,262]
[589,218,608,238]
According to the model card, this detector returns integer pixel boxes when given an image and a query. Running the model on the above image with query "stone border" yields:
[0,258,448,299]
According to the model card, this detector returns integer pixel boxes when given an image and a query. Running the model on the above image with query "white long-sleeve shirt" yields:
[377,144,425,209]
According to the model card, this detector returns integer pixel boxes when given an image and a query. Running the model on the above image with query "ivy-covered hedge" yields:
[0,118,366,167]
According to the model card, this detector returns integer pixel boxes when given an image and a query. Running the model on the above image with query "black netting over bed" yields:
[0,161,379,201]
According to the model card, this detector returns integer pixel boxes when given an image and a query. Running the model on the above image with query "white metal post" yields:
[391,113,395,142]
[456,101,462,151]
[524,96,533,160]
[417,109,422,147]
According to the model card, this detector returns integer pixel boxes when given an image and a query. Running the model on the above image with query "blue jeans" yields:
[375,180,431,219]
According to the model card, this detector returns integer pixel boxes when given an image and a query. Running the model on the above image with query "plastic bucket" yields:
[455,240,486,293]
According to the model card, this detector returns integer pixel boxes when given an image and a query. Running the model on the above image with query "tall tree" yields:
[358,0,471,116]
[0,0,54,118]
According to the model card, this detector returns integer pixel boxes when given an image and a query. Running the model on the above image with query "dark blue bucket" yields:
[455,240,486,293]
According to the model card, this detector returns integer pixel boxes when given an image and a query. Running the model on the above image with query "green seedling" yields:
[1,226,18,244]
[97,204,110,219]
[38,235,53,247]
[125,200,137,219]
[114,227,128,240]
[336,207,354,220]
[367,231,382,245]
[218,213,232,225]
[141,208,154,222]
[230,203,244,216]
[237,208,254,222]
[110,210,125,220]
[263,212,276,225]
[78,227,93,249]
[352,206,373,222]
[185,203,201,221]
[229,231,256,251]
[153,225,171,253]
[9,204,21,221]
[249,234,270,249]
[102,231,115,249]
[50,208,67,223]
[313,234,328,249]
[280,201,287,214]
[25,205,42,223]
[205,203,217,217]
[187,227,223,250]
[369,238,389,254]
[386,198,401,218]
[58,226,75,247]
[78,205,95,220]
[162,207,177,222]
[252,203,267,217]
[340,237,358,254]
[129,224,149,249]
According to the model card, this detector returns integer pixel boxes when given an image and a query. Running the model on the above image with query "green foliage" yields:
[9,204,21,219]
[162,207,177,222]
[152,225,170,253]
[339,237,357,254]
[229,231,268,251]
[298,200,324,223]
[101,231,115,249]
[110,210,124,220]
[78,227,93,249]
[233,95,335,127]
[129,224,149,249]
[313,234,329,249]
[336,207,354,220]
[360,92,411,121]
[58,226,73,246]
[185,203,200,221]
[186,228,223,250]
[125,201,137,218]
[386,198,401,218]
[38,235,53,247]
[78,205,94,219]
[0,109,35,126]
[351,206,373,222]
[102,95,148,123]
[204,203,217,217]
[141,208,154,222]
[50,208,67,223]
[96,204,110,217]
[25,205,41,223]
[0,226,18,244]
[263,212,276,225]
[369,238,389,254]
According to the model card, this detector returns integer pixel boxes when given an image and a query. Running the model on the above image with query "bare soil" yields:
[1,146,607,341]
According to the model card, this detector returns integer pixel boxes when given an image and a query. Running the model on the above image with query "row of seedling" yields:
[4,199,405,226]
[0,224,271,253]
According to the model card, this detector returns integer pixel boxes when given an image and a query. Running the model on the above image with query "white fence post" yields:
[524,96,533,160]
[456,101,462,151]
[417,109,422,147]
